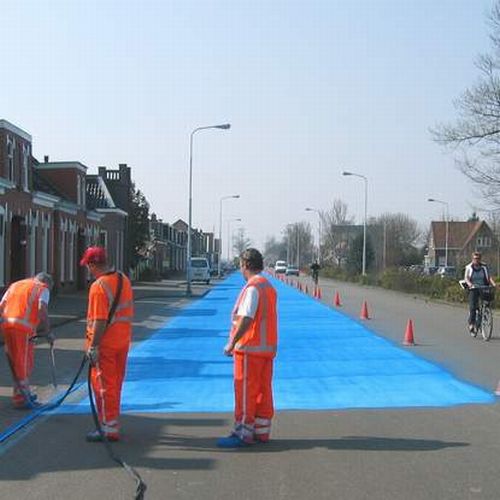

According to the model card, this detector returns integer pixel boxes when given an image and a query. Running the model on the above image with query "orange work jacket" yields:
[86,271,134,350]
[1,278,48,333]
[231,274,277,358]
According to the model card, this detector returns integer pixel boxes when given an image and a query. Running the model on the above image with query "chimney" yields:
[44,155,49,163]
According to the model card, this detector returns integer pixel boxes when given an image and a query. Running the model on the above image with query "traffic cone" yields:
[403,319,415,346]
[334,291,342,307]
[360,301,370,320]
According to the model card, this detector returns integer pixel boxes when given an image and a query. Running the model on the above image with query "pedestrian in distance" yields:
[217,248,278,448]
[0,272,54,409]
[464,251,497,333]
[80,246,134,442]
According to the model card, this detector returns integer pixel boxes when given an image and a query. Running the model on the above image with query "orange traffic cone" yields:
[403,319,415,346]
[334,291,342,307]
[360,301,370,320]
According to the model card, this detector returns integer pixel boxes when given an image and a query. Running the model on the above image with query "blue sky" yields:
[1,0,495,252]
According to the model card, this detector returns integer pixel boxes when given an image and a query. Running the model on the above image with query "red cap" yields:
[80,246,107,266]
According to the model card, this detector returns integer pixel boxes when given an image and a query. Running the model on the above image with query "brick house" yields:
[0,119,128,293]
[427,220,498,273]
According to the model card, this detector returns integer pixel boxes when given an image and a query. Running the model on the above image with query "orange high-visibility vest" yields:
[86,271,134,349]
[232,275,277,358]
[1,278,47,333]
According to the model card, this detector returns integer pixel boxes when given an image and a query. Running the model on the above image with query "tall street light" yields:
[187,123,231,296]
[343,171,368,276]
[219,194,240,277]
[428,198,449,267]
[305,207,321,263]
[226,218,242,263]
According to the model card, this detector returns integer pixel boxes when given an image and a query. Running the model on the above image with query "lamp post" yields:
[428,198,449,267]
[219,195,240,277]
[305,207,321,263]
[342,171,368,275]
[226,218,242,263]
[186,123,230,296]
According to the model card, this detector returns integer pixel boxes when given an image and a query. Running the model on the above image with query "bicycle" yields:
[469,285,495,341]
[312,269,319,286]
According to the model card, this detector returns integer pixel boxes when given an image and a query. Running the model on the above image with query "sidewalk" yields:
[0,278,209,440]
[47,279,190,329]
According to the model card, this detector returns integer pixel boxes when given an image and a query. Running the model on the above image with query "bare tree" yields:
[263,236,286,265]
[282,222,314,268]
[320,199,354,265]
[431,2,500,205]
[369,213,421,269]
[232,227,252,257]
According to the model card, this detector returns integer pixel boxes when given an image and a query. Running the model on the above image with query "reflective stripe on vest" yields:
[96,273,132,327]
[3,280,44,331]
[234,278,276,354]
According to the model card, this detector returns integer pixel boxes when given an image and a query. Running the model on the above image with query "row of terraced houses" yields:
[0,119,218,294]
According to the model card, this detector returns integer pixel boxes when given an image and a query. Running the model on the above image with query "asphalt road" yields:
[1,275,500,500]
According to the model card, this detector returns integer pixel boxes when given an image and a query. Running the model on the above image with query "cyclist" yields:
[464,251,496,333]
[310,260,320,285]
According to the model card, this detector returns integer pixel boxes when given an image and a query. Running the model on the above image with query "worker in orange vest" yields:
[0,272,53,409]
[80,246,134,442]
[217,248,278,448]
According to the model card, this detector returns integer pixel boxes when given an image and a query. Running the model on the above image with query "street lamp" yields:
[226,218,242,263]
[219,194,240,277]
[428,198,449,267]
[342,171,368,276]
[187,123,231,296]
[305,207,321,263]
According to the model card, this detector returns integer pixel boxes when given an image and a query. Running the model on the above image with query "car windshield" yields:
[190,259,208,268]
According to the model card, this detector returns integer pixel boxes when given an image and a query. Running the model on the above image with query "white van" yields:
[274,260,287,274]
[189,257,211,284]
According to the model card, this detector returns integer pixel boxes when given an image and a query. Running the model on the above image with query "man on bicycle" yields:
[464,251,496,333]
[310,260,320,285]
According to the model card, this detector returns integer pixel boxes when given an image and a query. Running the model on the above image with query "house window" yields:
[6,136,14,181]
[99,230,107,248]
[77,176,81,205]
[22,144,29,190]
[477,236,491,248]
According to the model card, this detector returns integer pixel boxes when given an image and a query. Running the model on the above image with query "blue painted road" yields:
[61,273,494,414]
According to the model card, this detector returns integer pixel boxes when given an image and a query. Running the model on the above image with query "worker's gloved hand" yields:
[87,346,99,366]
[46,332,56,345]
[223,342,234,357]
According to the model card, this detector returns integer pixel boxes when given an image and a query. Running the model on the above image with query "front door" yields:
[10,216,27,282]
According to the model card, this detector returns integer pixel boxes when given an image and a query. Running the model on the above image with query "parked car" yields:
[436,266,457,279]
[274,260,287,274]
[189,257,211,284]
[285,265,299,276]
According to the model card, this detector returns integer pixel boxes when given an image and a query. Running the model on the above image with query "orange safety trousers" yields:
[2,325,34,405]
[234,352,274,442]
[91,344,129,430]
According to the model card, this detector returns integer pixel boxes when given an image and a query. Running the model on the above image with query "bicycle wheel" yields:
[481,306,493,341]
